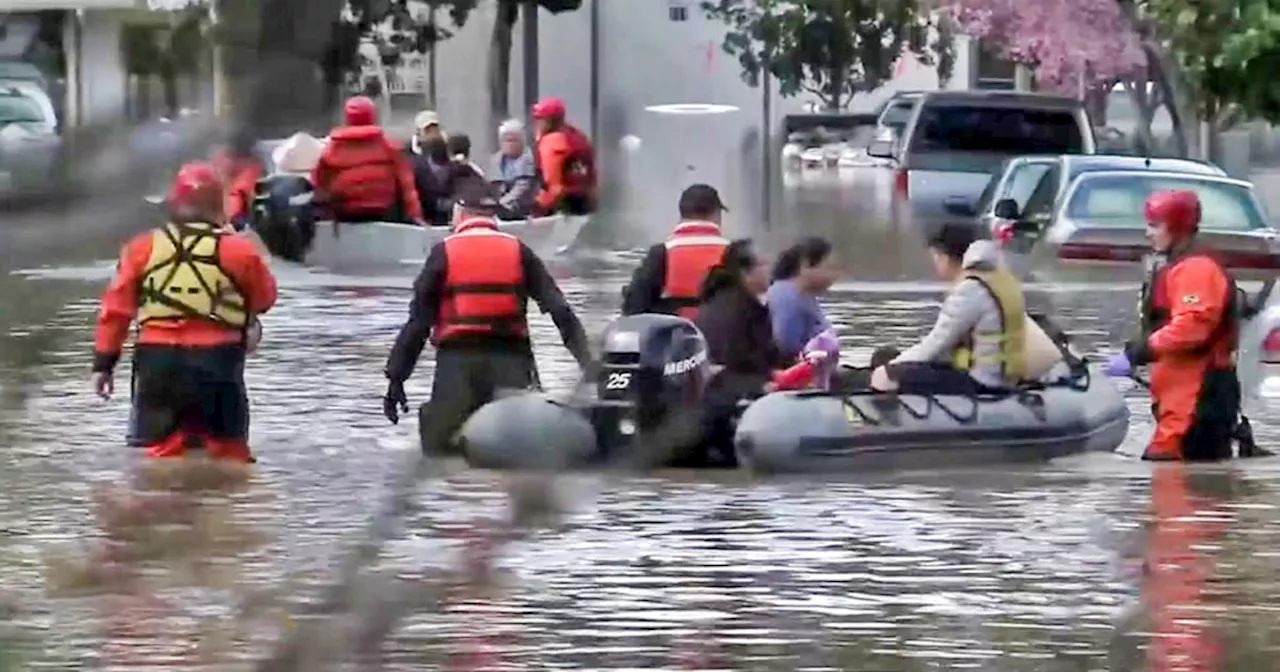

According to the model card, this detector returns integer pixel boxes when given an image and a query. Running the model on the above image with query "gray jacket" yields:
[893,240,1019,389]
[489,150,537,217]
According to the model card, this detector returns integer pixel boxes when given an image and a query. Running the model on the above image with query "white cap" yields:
[498,118,524,137]
[414,110,440,130]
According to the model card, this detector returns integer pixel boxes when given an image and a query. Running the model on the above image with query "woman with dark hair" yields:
[767,236,838,360]
[695,239,784,391]
[691,240,787,465]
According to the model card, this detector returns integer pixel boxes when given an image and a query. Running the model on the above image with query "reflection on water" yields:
[1,177,1280,668]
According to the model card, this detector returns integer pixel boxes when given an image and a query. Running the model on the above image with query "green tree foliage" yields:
[701,0,954,110]
[1140,0,1280,124]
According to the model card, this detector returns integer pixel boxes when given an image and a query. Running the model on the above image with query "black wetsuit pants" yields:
[418,345,539,455]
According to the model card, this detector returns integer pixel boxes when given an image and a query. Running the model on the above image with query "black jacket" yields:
[621,243,680,316]
[694,283,786,396]
[385,237,591,383]
[402,145,451,226]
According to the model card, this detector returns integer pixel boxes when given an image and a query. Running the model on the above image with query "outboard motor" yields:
[594,314,713,464]
[250,174,317,262]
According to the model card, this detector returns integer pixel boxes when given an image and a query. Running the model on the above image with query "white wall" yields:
[76,9,126,124]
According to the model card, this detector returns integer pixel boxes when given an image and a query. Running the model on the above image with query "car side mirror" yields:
[866,140,894,159]
[993,198,1020,220]
[942,195,976,217]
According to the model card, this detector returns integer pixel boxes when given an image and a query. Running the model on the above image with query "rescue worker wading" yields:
[530,96,597,216]
[383,182,592,454]
[1123,190,1256,461]
[92,162,278,462]
[621,183,730,320]
[312,95,424,225]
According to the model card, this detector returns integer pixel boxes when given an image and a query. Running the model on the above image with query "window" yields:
[999,162,1054,211]
[974,40,1016,90]
[911,105,1084,155]
[669,5,688,21]
[879,100,917,132]
[1065,175,1265,231]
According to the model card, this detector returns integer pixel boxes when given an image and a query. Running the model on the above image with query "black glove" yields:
[383,379,409,424]
[1124,338,1154,367]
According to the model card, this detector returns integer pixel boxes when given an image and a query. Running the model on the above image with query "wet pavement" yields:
[2,167,1280,669]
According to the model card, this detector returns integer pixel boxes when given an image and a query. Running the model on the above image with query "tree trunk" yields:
[487,1,518,155]
[1122,78,1157,154]
[161,70,179,119]
[1140,42,1190,157]
[521,0,539,120]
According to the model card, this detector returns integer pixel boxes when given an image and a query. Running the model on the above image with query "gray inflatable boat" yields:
[735,370,1130,473]
[456,313,1132,472]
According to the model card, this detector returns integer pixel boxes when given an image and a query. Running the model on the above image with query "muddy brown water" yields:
[2,169,1280,669]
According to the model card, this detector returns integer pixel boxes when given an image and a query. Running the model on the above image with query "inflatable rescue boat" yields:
[457,314,1132,473]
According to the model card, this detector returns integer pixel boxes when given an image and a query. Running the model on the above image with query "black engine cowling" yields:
[250,174,317,262]
[593,314,713,461]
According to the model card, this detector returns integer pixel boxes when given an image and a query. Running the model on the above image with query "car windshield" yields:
[0,96,44,124]
[880,100,916,129]
[1065,175,1265,231]
[911,104,1084,154]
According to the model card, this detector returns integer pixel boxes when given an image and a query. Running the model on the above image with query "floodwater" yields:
[2,168,1280,670]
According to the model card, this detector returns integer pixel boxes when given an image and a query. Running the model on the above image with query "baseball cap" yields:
[453,181,501,213]
[678,183,728,218]
[414,110,440,129]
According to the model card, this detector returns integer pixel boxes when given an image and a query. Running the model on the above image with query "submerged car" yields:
[950,154,1226,238]
[999,170,1279,280]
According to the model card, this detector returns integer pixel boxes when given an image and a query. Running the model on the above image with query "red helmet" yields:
[531,96,566,121]
[344,95,378,125]
[167,161,224,216]
[1144,190,1201,236]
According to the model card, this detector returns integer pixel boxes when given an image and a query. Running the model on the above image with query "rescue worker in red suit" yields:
[92,162,278,462]
[530,96,597,216]
[382,182,591,455]
[312,95,424,224]
[1124,190,1254,461]
[211,129,263,231]
[621,183,730,320]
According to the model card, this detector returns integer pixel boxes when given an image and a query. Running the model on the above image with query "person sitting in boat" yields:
[442,134,490,200]
[490,118,537,219]
[767,236,839,361]
[870,224,1028,395]
[693,239,785,464]
[311,95,424,225]
[530,97,597,216]
[404,111,451,226]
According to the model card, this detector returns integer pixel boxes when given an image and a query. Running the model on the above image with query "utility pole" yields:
[427,5,438,109]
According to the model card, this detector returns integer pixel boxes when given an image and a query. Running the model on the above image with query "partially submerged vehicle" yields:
[458,314,1132,473]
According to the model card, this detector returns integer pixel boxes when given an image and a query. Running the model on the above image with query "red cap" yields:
[1144,190,1201,236]
[167,161,224,217]
[531,96,566,121]
[343,95,378,126]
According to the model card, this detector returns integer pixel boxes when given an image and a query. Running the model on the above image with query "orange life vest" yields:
[661,221,729,319]
[433,218,527,344]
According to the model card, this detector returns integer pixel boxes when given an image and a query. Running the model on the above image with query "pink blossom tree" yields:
[946,0,1146,94]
